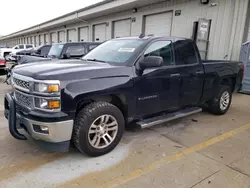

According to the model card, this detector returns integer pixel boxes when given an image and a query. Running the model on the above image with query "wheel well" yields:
[220,78,235,91]
[76,94,127,119]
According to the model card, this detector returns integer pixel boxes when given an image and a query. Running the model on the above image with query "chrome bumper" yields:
[17,114,74,143]
[5,93,74,143]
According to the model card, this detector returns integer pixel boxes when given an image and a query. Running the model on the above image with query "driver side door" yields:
[134,40,181,117]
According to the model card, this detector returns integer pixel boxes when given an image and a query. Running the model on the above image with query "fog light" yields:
[40,126,49,132]
[33,124,49,134]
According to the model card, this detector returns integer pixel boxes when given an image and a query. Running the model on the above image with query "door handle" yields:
[196,70,204,75]
[170,73,180,78]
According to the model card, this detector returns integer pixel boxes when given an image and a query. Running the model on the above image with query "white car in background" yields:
[0,44,34,60]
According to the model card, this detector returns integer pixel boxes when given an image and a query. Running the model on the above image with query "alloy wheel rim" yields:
[220,91,230,111]
[88,114,118,149]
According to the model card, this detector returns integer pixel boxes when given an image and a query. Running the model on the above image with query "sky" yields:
[1,0,103,36]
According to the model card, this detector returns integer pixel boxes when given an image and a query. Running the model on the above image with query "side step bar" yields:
[137,107,202,129]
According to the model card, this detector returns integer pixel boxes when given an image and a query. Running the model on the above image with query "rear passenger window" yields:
[173,40,198,65]
[18,45,24,49]
[26,45,33,49]
[66,45,85,56]
[144,41,173,66]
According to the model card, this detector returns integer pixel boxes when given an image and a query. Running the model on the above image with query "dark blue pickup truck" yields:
[4,36,244,157]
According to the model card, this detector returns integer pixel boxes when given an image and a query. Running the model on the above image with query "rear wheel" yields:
[72,102,125,157]
[208,85,232,115]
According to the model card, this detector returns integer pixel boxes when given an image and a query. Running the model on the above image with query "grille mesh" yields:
[15,91,33,109]
[13,77,30,90]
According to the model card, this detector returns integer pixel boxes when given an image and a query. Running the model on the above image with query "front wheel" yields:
[72,102,125,157]
[208,85,232,115]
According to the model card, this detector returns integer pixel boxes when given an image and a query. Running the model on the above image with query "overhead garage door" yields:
[68,29,76,42]
[93,23,106,42]
[79,27,89,42]
[33,36,36,46]
[30,37,33,44]
[144,12,172,36]
[39,34,44,45]
[35,36,39,46]
[247,25,250,41]
[51,32,57,44]
[113,19,131,38]
[58,31,65,43]
[45,34,49,44]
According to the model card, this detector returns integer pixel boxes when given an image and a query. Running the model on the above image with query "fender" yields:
[61,76,134,112]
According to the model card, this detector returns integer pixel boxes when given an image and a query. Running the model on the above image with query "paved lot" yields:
[0,79,250,188]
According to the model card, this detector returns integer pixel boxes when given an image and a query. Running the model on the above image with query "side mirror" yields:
[139,56,164,70]
[62,53,71,59]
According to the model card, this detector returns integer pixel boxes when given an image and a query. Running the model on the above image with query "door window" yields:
[144,41,173,66]
[26,45,33,49]
[41,46,51,56]
[65,45,85,56]
[173,40,198,65]
[18,45,24,49]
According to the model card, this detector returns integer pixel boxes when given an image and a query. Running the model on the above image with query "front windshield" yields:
[48,44,64,58]
[83,39,144,63]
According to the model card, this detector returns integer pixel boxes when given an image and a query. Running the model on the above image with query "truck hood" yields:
[13,59,132,81]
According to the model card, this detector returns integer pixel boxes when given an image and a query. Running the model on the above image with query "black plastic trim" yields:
[5,93,27,140]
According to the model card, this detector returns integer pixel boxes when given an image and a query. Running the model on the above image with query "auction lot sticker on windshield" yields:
[118,48,135,52]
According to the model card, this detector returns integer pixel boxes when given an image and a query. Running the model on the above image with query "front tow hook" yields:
[6,93,27,140]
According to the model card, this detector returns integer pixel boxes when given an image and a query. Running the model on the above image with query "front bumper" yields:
[15,113,73,143]
[5,93,74,151]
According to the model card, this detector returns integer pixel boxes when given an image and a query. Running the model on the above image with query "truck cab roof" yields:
[52,42,102,45]
[112,35,190,42]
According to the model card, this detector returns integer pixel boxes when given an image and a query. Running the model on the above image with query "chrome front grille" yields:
[14,91,33,109]
[13,77,30,90]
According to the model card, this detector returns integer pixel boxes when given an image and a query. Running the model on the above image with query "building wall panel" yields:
[0,0,249,61]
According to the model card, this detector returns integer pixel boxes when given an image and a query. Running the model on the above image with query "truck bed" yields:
[201,59,243,93]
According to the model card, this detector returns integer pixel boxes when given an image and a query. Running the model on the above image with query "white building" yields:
[0,0,249,61]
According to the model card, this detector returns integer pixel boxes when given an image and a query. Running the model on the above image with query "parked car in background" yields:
[17,44,51,56]
[47,42,101,59]
[0,56,6,75]
[18,42,101,64]
[5,36,244,157]
[0,44,34,60]
[0,45,7,48]
[5,42,102,85]
[11,45,52,62]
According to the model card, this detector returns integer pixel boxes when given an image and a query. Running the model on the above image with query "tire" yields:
[208,85,232,115]
[72,102,125,157]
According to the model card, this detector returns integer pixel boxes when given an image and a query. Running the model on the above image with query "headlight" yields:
[34,98,60,110]
[34,82,60,93]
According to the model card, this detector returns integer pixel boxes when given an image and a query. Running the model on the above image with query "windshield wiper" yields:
[84,58,106,63]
